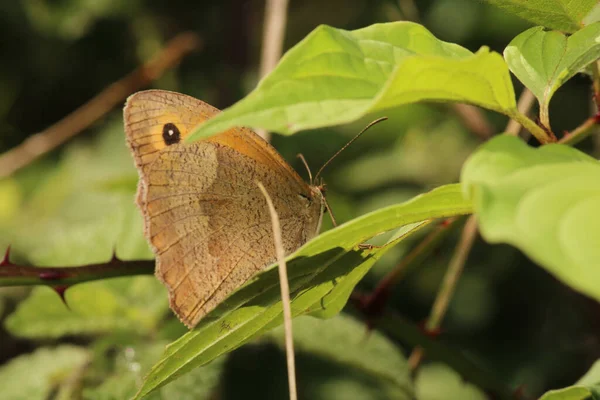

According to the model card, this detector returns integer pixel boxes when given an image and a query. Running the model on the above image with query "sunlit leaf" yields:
[462,135,600,301]
[483,0,596,32]
[5,276,168,339]
[0,345,89,400]
[187,22,516,142]
[134,184,472,398]
[504,23,600,126]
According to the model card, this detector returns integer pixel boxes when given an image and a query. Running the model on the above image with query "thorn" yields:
[440,218,452,227]
[1,246,11,266]
[52,285,70,310]
[110,250,121,263]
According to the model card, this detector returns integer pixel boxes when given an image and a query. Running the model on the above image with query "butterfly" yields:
[124,90,325,328]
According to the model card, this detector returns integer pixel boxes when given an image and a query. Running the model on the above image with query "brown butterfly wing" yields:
[124,90,323,328]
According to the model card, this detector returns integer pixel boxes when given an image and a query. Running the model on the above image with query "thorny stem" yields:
[0,248,154,287]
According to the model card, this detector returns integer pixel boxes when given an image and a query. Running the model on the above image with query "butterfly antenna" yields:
[314,117,388,182]
[296,153,313,184]
[322,195,338,227]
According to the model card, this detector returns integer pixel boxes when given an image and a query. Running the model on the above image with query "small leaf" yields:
[415,363,487,400]
[268,314,414,399]
[483,0,597,32]
[134,184,472,398]
[5,276,169,339]
[462,135,600,302]
[187,22,516,142]
[0,345,90,400]
[504,23,600,126]
[539,359,600,399]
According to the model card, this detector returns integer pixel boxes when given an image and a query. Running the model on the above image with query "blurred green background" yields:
[1,0,599,399]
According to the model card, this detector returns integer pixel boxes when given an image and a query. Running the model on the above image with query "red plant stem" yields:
[0,257,154,287]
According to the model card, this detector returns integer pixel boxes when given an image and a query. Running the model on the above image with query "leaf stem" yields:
[508,110,555,143]
[408,215,478,370]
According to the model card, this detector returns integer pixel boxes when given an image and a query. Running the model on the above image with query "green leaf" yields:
[415,363,487,400]
[504,23,600,127]
[539,359,600,399]
[5,276,169,339]
[187,22,516,142]
[82,342,225,400]
[268,314,414,399]
[134,184,472,399]
[0,345,90,400]
[483,0,597,32]
[7,119,151,267]
[461,135,600,302]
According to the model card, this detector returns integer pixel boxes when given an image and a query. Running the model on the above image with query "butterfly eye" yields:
[162,123,181,145]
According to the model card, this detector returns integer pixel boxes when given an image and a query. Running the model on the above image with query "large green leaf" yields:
[134,184,472,399]
[267,315,413,399]
[504,23,600,127]
[483,0,597,32]
[82,342,225,400]
[539,359,600,399]
[0,345,90,400]
[461,135,600,301]
[187,22,516,142]
[7,119,151,266]
[5,276,168,339]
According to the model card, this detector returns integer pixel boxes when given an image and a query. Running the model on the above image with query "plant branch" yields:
[559,113,600,145]
[257,181,297,400]
[255,0,289,141]
[0,32,202,179]
[508,110,555,144]
[408,215,478,370]
[591,61,600,112]
[0,248,154,287]
[505,88,536,136]
[452,104,494,140]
